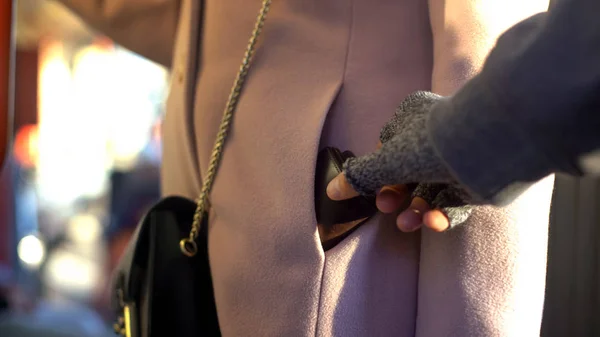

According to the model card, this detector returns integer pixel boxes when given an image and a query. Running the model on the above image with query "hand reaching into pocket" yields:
[327,91,477,232]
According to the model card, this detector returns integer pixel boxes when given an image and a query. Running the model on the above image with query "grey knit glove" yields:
[343,91,474,229]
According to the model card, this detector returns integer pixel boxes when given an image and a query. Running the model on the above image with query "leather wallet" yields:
[315,147,378,227]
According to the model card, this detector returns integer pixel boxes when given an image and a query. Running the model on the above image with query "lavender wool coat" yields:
[61,0,553,335]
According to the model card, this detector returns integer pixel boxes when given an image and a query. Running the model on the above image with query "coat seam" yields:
[313,0,356,335]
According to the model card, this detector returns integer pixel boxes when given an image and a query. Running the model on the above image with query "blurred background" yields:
[0,0,599,337]
[1,0,165,335]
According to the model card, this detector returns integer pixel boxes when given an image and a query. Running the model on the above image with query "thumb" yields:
[326,172,360,201]
[327,141,385,201]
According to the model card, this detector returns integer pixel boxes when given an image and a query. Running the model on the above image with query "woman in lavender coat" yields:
[59,0,552,335]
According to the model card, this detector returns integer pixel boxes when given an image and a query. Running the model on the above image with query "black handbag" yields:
[111,197,220,337]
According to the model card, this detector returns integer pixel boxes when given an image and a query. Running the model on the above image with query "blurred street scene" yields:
[1,1,165,335]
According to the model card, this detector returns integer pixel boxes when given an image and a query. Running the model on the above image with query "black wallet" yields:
[315,147,378,227]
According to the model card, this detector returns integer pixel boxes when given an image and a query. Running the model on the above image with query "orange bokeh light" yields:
[13,124,39,168]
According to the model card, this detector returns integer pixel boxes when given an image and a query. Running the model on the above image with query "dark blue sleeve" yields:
[426,0,600,205]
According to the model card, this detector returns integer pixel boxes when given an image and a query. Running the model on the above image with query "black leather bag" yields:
[112,197,220,337]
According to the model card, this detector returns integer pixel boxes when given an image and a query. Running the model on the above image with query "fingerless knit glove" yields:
[343,91,475,229]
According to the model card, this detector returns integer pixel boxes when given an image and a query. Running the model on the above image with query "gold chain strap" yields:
[179,0,272,257]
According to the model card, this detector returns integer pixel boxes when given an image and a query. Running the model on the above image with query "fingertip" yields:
[326,174,341,200]
[396,209,423,232]
[423,210,450,232]
[326,173,358,201]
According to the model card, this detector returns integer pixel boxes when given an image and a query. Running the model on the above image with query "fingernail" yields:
[327,177,341,200]
[397,209,422,232]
